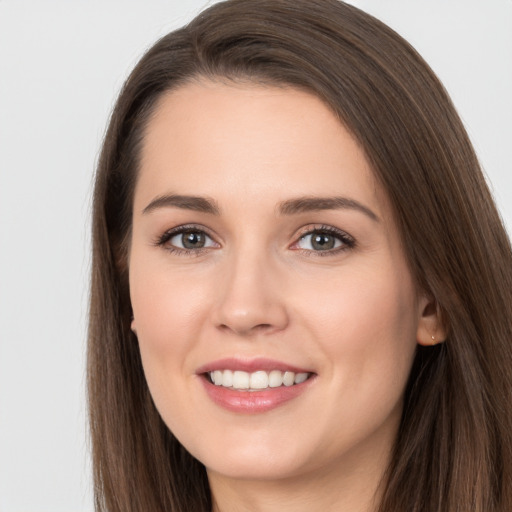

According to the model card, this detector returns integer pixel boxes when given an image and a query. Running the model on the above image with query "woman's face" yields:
[129,81,433,483]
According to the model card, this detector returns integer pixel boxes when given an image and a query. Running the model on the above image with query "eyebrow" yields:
[278,196,379,222]
[142,194,220,215]
[142,193,379,222]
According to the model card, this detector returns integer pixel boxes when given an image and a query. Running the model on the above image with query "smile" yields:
[197,359,316,413]
[208,369,311,390]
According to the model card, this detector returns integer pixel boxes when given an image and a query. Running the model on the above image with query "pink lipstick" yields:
[197,358,316,413]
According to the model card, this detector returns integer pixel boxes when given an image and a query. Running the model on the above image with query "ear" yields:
[416,294,447,346]
[131,317,137,335]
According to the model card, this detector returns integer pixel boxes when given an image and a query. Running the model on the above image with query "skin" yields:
[129,81,443,512]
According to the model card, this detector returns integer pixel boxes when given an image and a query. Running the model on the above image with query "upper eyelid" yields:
[294,224,354,240]
[154,224,219,246]
[162,223,216,237]
[290,224,356,251]
[154,223,354,249]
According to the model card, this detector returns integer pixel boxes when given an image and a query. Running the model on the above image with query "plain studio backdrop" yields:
[0,1,510,511]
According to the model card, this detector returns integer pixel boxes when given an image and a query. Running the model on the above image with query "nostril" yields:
[217,322,281,337]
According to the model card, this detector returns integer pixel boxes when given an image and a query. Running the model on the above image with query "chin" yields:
[186,429,314,481]
[204,454,308,482]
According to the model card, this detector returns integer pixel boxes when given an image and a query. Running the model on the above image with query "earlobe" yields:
[131,317,137,335]
[416,295,447,346]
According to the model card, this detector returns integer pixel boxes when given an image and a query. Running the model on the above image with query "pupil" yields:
[182,231,205,249]
[312,233,334,250]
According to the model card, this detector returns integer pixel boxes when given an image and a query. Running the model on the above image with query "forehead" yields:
[136,80,384,217]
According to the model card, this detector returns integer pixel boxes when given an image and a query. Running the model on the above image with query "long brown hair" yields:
[88,1,512,510]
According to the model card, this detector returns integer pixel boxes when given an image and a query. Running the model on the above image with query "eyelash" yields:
[153,224,217,257]
[154,223,356,257]
[292,224,356,256]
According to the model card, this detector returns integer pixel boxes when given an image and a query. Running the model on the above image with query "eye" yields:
[156,225,219,253]
[293,226,355,253]
[170,230,216,249]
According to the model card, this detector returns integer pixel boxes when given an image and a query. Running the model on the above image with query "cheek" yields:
[129,258,213,410]
[130,259,209,348]
[342,276,416,344]
[286,268,419,460]
[301,266,419,388]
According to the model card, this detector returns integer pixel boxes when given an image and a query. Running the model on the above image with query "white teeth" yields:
[268,370,283,388]
[222,369,233,387]
[213,370,223,386]
[250,371,269,389]
[208,369,311,390]
[294,372,309,384]
[282,371,295,387]
[233,371,250,389]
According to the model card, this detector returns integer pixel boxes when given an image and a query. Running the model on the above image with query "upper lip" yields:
[196,357,313,375]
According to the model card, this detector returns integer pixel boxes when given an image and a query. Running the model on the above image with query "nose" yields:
[212,251,289,337]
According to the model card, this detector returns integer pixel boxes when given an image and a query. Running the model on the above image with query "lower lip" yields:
[200,376,315,414]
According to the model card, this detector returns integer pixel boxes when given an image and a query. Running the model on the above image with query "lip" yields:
[196,357,313,374]
[196,357,316,414]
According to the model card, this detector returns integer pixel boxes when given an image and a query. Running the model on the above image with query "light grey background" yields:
[0,1,510,511]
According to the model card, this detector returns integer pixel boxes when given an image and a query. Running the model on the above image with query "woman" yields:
[88,0,512,510]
